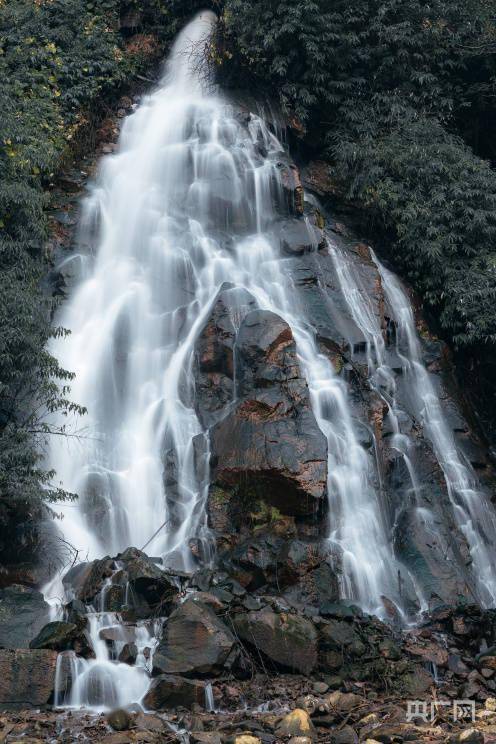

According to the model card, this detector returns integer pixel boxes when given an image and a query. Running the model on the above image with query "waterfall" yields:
[374,256,496,606]
[43,10,496,710]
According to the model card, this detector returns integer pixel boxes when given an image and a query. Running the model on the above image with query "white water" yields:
[375,258,496,606]
[44,10,496,711]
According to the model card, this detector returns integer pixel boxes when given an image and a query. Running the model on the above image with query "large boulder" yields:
[153,599,237,677]
[0,585,50,649]
[143,674,207,710]
[209,310,328,518]
[63,549,177,615]
[233,609,317,675]
[62,557,114,605]
[29,620,91,657]
[0,649,57,707]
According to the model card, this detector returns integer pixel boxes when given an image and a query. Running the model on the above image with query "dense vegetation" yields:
[214,0,496,429]
[0,0,179,556]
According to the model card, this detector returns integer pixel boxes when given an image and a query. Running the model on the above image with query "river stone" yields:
[143,674,206,710]
[0,648,57,706]
[275,709,317,740]
[118,641,138,665]
[0,585,50,649]
[152,599,236,677]
[107,708,131,731]
[233,608,317,674]
[209,310,328,518]
[278,218,317,256]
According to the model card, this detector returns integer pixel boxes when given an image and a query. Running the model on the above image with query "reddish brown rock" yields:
[152,599,237,677]
[209,310,327,518]
[0,649,57,706]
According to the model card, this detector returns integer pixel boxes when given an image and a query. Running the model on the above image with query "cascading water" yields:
[44,9,496,711]
[330,243,496,607]
[375,257,496,606]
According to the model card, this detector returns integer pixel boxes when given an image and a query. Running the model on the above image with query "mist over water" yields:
[45,11,496,710]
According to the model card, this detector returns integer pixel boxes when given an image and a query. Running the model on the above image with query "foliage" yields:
[216,0,496,350]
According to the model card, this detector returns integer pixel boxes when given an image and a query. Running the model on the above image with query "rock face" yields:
[0,585,50,649]
[153,599,237,677]
[0,649,57,706]
[143,674,207,710]
[208,309,328,519]
[233,609,317,675]
[62,548,177,615]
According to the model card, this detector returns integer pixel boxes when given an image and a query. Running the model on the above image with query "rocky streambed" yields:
[2,548,496,742]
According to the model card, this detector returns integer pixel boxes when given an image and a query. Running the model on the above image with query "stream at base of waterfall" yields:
[43,10,496,712]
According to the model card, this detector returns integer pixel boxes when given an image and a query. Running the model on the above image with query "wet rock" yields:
[0,585,50,649]
[194,285,256,428]
[153,599,237,677]
[0,649,57,706]
[107,709,131,731]
[29,620,91,657]
[116,547,176,609]
[210,310,328,518]
[118,641,138,665]
[278,219,318,256]
[62,557,114,604]
[275,709,317,740]
[277,159,304,215]
[143,674,206,710]
[233,609,317,674]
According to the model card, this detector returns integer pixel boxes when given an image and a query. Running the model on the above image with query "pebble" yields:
[486,696,496,711]
[107,709,130,732]
[312,681,329,694]
[275,709,317,741]
[457,729,484,744]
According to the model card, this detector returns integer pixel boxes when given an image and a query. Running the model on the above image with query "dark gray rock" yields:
[29,620,91,657]
[0,585,50,649]
[143,674,207,710]
[153,599,237,677]
[233,608,317,674]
